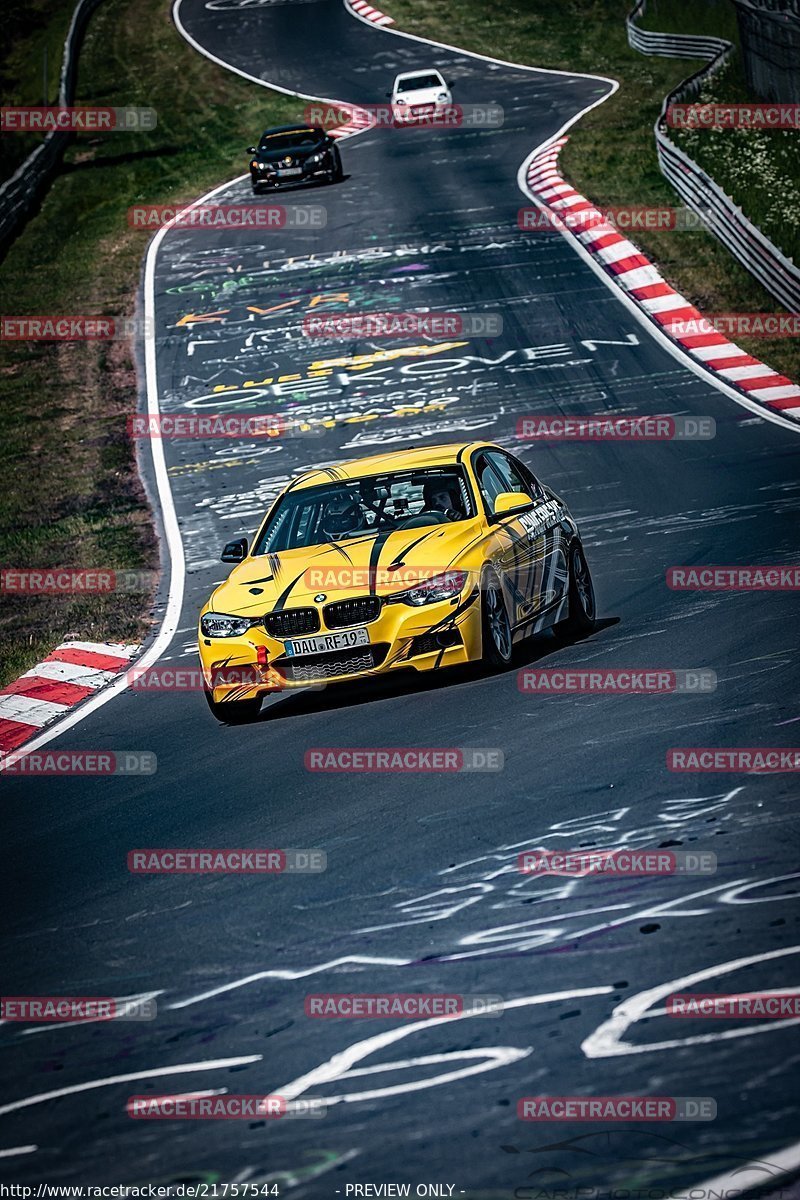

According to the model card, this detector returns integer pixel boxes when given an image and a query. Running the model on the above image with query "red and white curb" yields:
[0,641,140,754]
[346,0,394,25]
[525,137,800,424]
[327,102,379,140]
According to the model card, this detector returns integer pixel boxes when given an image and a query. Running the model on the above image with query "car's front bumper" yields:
[198,587,482,702]
[251,161,331,187]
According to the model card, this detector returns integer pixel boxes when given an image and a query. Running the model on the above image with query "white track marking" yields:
[17,991,164,1036]
[168,956,412,1009]
[582,945,800,1058]
[0,1056,261,1117]
[276,987,613,1105]
[0,1146,37,1158]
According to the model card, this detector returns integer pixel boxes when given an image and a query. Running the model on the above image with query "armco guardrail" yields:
[626,0,800,312]
[0,0,104,253]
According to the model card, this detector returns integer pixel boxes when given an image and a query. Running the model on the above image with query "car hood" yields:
[396,87,447,105]
[209,519,484,616]
[255,143,323,162]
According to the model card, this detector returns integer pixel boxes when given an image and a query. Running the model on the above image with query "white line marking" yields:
[168,956,412,1009]
[582,944,800,1058]
[276,987,613,1105]
[0,1056,261,1117]
[0,1146,37,1158]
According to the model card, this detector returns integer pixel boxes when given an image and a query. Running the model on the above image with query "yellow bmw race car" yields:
[198,442,597,722]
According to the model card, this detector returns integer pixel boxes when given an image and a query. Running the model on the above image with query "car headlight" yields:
[307,151,325,164]
[200,612,255,638]
[258,161,271,170]
[387,571,468,606]
[394,97,407,105]
[436,92,449,102]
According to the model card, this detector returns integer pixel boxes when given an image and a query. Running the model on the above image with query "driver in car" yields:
[320,494,366,539]
[420,479,463,521]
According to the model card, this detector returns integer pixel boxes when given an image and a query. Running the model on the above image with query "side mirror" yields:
[492,491,531,517]
[221,537,248,563]
[246,146,257,154]
[385,91,393,98]
[447,80,456,88]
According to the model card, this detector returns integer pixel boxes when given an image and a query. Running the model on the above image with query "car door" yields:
[473,449,566,629]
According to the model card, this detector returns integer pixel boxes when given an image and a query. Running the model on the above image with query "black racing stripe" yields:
[273,568,309,612]
[386,528,441,571]
[313,540,353,563]
[425,586,480,635]
[367,530,396,595]
[244,574,274,585]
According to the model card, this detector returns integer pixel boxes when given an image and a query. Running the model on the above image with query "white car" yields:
[388,69,454,124]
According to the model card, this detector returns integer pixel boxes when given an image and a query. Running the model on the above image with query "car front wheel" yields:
[481,573,513,670]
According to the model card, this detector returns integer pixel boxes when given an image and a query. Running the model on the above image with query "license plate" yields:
[276,167,302,177]
[284,628,370,657]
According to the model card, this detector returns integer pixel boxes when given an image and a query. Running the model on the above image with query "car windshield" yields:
[258,129,319,151]
[396,74,443,92]
[253,467,475,554]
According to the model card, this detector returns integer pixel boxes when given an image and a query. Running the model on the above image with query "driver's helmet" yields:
[422,478,460,514]
[321,493,364,537]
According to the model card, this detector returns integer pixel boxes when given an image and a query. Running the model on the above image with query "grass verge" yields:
[385,0,799,382]
[0,0,301,687]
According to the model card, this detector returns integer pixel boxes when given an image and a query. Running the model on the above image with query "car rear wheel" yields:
[554,541,597,640]
[481,573,513,670]
[330,148,343,182]
[203,686,262,725]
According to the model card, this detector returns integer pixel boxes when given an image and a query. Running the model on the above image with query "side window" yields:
[484,451,535,500]
[474,455,507,511]
[514,456,546,500]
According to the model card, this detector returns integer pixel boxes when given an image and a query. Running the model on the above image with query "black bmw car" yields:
[247,125,343,192]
